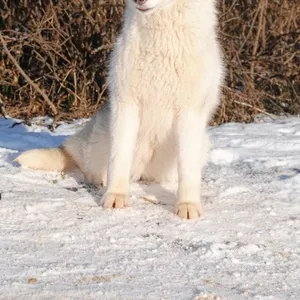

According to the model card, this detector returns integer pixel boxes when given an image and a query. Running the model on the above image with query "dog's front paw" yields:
[175,202,203,219]
[101,193,129,209]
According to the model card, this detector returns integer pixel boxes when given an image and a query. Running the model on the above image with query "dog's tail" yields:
[15,147,75,172]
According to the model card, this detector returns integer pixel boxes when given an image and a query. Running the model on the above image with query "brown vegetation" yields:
[0,0,299,124]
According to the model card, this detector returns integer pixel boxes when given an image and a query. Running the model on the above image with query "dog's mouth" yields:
[137,7,154,13]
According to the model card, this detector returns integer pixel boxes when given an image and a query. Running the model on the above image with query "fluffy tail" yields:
[15,147,74,172]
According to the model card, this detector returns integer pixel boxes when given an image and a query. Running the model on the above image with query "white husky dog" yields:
[16,0,224,219]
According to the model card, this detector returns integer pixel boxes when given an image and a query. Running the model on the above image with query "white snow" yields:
[0,116,299,300]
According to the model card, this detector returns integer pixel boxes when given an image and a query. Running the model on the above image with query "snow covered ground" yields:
[0,116,299,300]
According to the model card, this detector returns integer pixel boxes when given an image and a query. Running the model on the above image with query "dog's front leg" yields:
[101,102,139,208]
[175,108,207,219]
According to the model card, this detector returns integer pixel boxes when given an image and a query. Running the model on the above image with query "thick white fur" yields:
[16,0,224,219]
[16,148,70,171]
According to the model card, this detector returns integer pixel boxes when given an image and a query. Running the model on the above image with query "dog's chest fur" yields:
[108,1,211,109]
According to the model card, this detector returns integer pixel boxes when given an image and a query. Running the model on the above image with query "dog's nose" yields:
[134,0,147,5]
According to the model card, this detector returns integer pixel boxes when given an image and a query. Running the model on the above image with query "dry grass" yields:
[214,0,300,124]
[0,0,299,124]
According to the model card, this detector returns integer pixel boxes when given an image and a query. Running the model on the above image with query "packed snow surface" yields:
[0,116,299,300]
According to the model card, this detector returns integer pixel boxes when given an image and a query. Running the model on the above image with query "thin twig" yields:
[232,100,275,120]
[250,0,266,82]
[0,96,8,118]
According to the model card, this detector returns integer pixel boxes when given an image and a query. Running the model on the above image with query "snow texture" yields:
[0,116,299,300]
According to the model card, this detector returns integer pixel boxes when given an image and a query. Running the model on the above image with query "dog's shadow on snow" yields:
[4,133,67,168]
[139,183,177,213]
[0,118,68,166]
